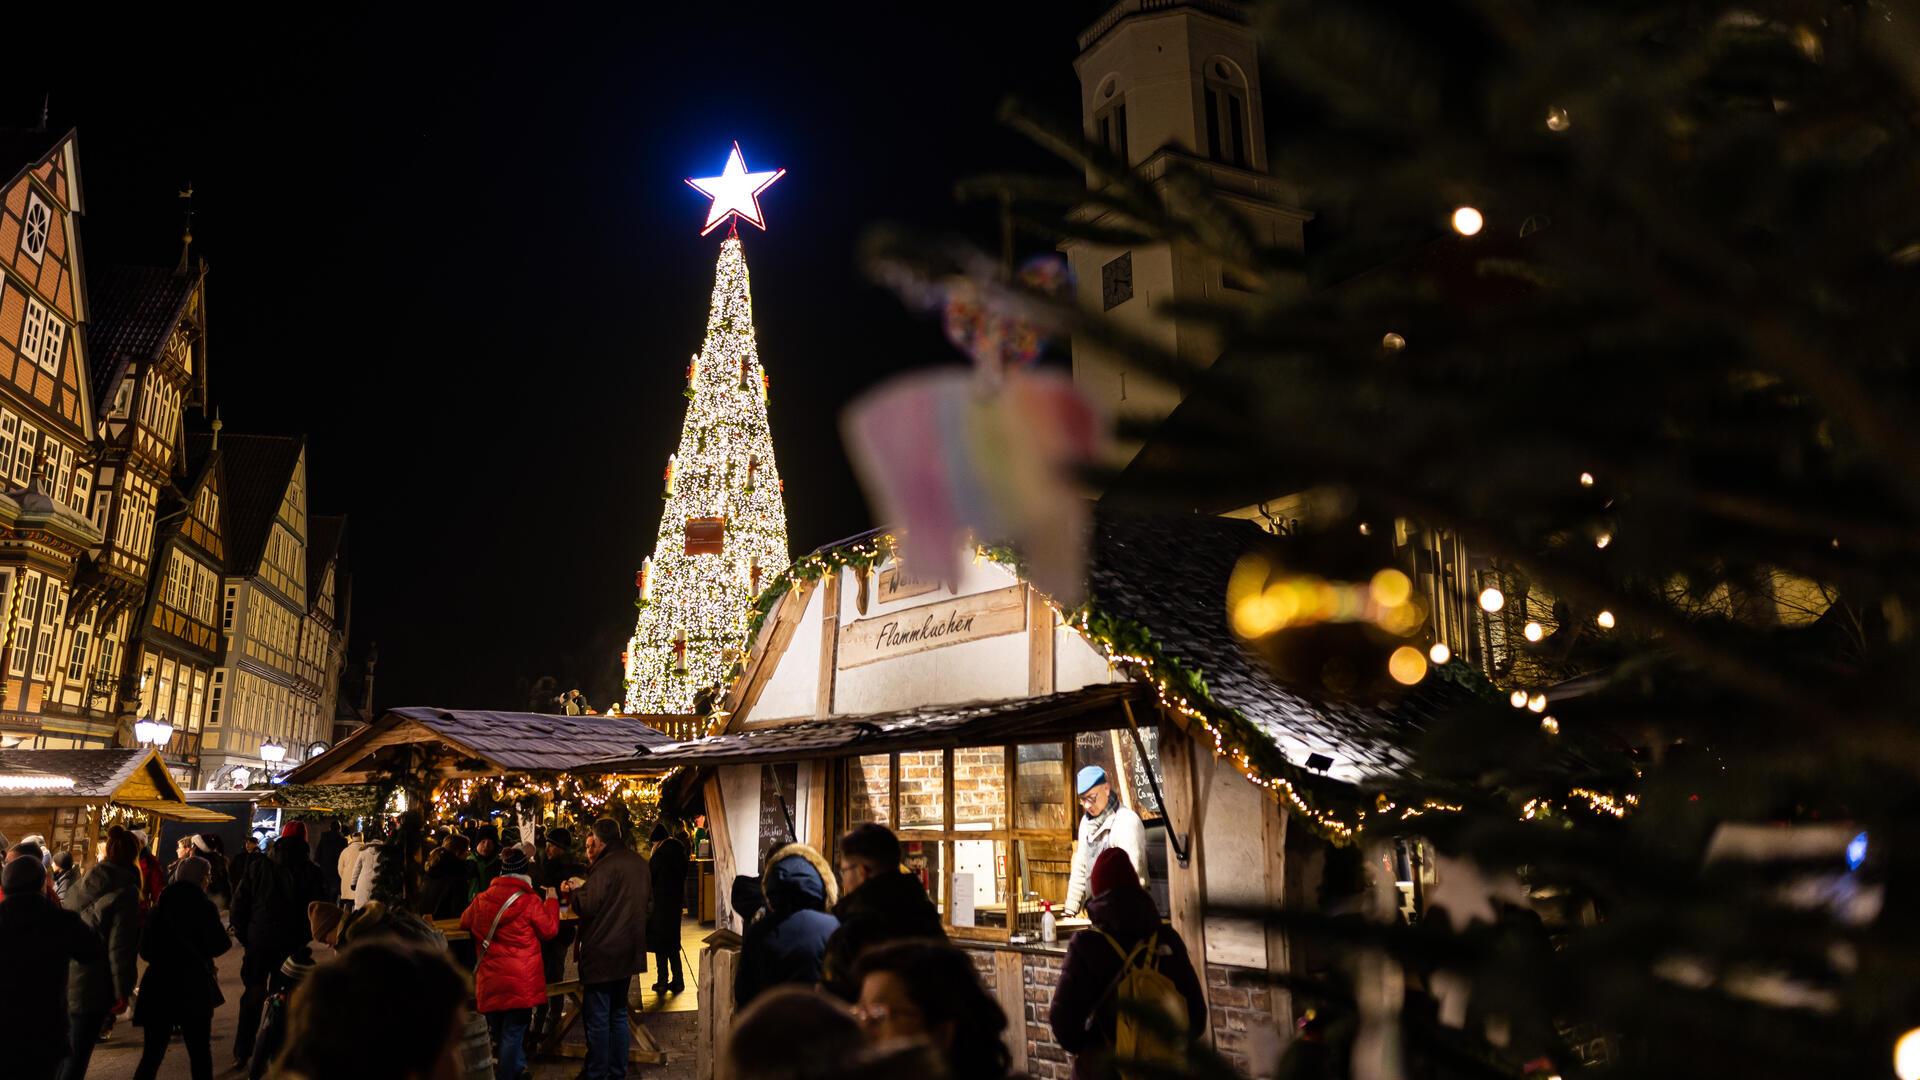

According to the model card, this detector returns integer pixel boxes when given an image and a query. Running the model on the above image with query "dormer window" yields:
[20,297,64,375]
[1204,61,1249,169]
[19,191,49,264]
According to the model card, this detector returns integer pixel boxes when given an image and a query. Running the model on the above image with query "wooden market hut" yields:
[283,707,679,789]
[585,511,1478,1079]
[0,748,233,867]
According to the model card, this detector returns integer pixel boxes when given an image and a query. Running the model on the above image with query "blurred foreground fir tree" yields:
[866,1,1920,1077]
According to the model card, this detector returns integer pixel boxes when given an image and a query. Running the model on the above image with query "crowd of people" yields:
[0,802,1205,1080]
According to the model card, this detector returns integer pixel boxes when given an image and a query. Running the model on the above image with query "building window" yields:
[19,297,64,375]
[1095,99,1129,164]
[65,627,89,682]
[11,573,41,677]
[68,461,88,515]
[1204,68,1249,169]
[19,191,50,263]
[155,658,177,724]
[31,582,59,679]
[189,670,207,733]
[11,425,35,488]
[1101,252,1134,311]
[834,730,1164,942]
[208,669,225,727]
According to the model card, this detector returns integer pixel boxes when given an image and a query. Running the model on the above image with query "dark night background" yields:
[25,5,1095,711]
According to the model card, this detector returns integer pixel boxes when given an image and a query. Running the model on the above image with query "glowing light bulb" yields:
[1546,106,1571,132]
[1897,1027,1920,1080]
[1579,471,1595,487]
[1370,568,1413,608]
[1510,689,1529,709]
[1387,646,1428,685]
[1478,586,1505,613]
[1523,621,1544,642]
[1357,521,1371,536]
[1527,693,1548,713]
[1595,532,1612,549]
[1452,206,1484,236]
[1596,610,1616,629]
[1428,642,1451,664]
[1540,715,1560,735]
[1381,332,1406,352]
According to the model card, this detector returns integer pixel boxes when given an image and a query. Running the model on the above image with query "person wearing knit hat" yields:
[1063,765,1149,917]
[282,820,309,843]
[132,845,233,1080]
[1049,847,1206,1080]
[1,847,103,1078]
[308,900,345,952]
[461,833,561,1080]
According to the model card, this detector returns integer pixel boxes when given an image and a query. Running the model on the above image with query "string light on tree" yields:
[1596,609,1616,629]
[1895,1026,1920,1080]
[1479,586,1505,612]
[1540,715,1560,735]
[1579,471,1595,487]
[1452,206,1485,236]
[625,144,792,714]
[1528,692,1548,713]
[1524,620,1545,642]
[1510,689,1530,709]
[1381,332,1406,352]
[1428,642,1451,664]
[1546,106,1571,132]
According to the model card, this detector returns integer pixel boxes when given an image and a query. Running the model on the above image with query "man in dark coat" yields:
[229,826,325,1065]
[62,828,142,1080]
[1,854,103,1080]
[735,842,840,1009]
[563,818,651,1080]
[1050,848,1206,1080]
[819,823,944,1001]
[646,822,690,994]
[313,818,348,902]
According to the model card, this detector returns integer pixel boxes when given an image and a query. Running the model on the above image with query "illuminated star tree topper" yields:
[685,141,785,236]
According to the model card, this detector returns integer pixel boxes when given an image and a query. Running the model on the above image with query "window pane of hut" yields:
[848,755,891,826]
[951,745,1006,830]
[1015,742,1068,832]
[902,836,945,917]
[952,836,1008,928]
[897,750,945,830]
[1018,838,1074,923]
[1077,728,1162,820]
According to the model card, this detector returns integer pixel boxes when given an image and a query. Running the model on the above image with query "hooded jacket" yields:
[735,843,841,1008]
[2,889,102,1063]
[231,837,326,958]
[133,880,232,1025]
[63,858,142,1014]
[819,867,944,1001]
[1049,882,1206,1080]
[460,873,561,1012]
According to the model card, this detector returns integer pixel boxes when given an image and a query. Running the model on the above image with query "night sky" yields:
[37,4,1097,711]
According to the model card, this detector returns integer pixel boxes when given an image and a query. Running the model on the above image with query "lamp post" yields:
[133,716,174,751]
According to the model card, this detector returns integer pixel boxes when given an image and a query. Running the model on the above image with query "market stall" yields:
[586,513,1475,1079]
[0,748,233,866]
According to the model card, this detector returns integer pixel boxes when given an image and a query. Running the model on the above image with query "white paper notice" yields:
[951,872,976,927]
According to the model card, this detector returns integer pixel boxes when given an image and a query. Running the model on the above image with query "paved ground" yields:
[88,917,710,1079]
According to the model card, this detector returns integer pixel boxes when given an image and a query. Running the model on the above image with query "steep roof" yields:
[83,264,202,401]
[283,708,679,785]
[187,433,303,575]
[307,516,345,590]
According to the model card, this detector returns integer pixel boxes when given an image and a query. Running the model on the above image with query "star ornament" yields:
[685,142,786,237]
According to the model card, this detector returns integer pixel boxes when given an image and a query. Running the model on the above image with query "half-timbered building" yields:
[299,514,348,757]
[196,433,331,787]
[0,129,109,746]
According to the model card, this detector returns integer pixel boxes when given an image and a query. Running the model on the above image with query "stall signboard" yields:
[837,585,1027,669]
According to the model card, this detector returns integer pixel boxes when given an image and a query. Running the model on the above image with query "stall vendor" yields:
[1063,766,1148,916]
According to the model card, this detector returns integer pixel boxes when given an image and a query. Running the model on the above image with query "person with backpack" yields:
[1049,848,1206,1080]
[461,844,560,1080]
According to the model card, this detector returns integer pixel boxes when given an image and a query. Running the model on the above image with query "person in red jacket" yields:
[460,844,559,1080]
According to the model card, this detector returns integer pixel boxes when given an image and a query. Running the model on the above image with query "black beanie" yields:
[3,855,46,896]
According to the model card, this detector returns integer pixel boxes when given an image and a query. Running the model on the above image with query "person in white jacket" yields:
[343,838,382,909]
[1063,765,1148,916]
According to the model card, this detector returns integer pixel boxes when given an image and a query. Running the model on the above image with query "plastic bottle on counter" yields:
[1040,900,1056,944]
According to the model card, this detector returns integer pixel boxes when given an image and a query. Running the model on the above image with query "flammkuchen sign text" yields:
[837,585,1027,668]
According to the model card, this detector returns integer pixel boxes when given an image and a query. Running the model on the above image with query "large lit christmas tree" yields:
[625,144,790,715]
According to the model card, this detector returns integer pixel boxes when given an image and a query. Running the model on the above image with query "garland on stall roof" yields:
[730,533,1631,846]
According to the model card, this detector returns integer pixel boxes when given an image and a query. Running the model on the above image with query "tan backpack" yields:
[1097,928,1189,1078]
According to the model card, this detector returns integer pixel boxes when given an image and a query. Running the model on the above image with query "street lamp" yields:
[260,739,287,768]
[133,716,174,749]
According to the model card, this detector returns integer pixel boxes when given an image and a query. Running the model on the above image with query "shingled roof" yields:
[0,748,152,797]
[189,433,303,576]
[83,263,202,401]
[587,685,1143,771]
[1086,511,1474,783]
[284,708,681,785]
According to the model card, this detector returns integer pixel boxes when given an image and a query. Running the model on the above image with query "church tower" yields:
[1063,0,1311,469]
